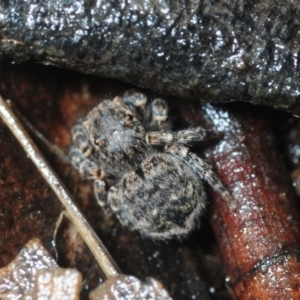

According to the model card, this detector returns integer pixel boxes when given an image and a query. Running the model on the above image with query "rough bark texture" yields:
[0,1,300,112]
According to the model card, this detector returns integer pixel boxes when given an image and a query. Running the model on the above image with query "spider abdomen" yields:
[109,153,206,239]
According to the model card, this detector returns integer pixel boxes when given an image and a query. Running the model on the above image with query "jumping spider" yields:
[69,90,231,239]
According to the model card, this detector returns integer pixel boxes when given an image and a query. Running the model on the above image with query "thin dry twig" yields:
[0,94,121,279]
[8,100,71,164]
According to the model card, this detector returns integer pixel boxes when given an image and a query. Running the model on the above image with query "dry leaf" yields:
[0,238,82,300]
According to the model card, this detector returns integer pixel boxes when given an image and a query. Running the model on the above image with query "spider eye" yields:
[125,114,134,125]
[94,138,105,147]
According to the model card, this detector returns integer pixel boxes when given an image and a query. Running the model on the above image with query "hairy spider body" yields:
[109,153,206,239]
[70,91,230,239]
[83,97,149,177]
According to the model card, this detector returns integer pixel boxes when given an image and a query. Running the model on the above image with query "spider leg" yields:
[69,146,100,180]
[122,89,147,108]
[122,89,171,131]
[94,179,108,207]
[146,127,211,146]
[165,144,232,202]
[69,121,101,180]
[122,89,149,119]
[150,98,171,130]
[71,118,116,211]
[71,121,94,158]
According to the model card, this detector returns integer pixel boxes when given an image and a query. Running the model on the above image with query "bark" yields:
[0,1,300,112]
[201,105,300,299]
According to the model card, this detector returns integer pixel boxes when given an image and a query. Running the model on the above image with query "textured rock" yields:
[0,1,300,112]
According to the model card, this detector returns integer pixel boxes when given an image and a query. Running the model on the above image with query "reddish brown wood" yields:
[203,105,300,299]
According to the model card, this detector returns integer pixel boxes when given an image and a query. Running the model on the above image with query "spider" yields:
[69,90,231,239]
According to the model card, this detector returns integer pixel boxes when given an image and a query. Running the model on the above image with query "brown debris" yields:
[90,275,172,300]
[0,238,82,300]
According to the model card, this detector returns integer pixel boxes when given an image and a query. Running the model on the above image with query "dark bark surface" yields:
[0,1,300,112]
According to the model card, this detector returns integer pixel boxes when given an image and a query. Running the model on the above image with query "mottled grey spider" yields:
[69,90,231,239]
